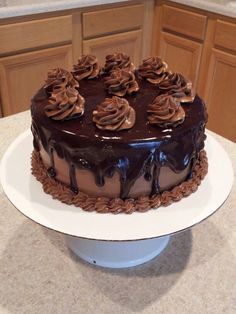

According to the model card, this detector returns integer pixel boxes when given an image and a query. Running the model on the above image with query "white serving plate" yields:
[0,130,233,242]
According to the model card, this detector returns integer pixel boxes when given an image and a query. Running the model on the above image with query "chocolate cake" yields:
[31,54,208,214]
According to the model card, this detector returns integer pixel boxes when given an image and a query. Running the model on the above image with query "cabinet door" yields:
[83,30,142,66]
[0,45,72,116]
[204,49,236,142]
[157,31,202,88]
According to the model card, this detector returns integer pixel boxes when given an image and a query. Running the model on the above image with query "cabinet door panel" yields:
[158,31,202,87]
[0,16,72,56]
[162,5,207,40]
[204,49,236,142]
[0,45,72,116]
[214,19,236,52]
[83,30,142,65]
[83,4,144,38]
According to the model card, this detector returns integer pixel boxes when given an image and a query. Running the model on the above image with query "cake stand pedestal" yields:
[0,130,233,268]
[65,235,170,268]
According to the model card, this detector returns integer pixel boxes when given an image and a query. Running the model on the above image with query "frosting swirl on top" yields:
[159,73,195,102]
[138,56,169,84]
[148,94,185,128]
[93,96,136,131]
[45,86,85,121]
[44,68,79,94]
[73,55,100,80]
[104,69,139,96]
[104,52,135,73]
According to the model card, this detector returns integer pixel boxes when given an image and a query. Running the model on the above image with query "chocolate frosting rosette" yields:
[159,73,195,103]
[104,68,139,97]
[73,54,100,80]
[45,86,85,121]
[148,94,185,128]
[44,68,79,94]
[138,56,169,84]
[93,96,136,131]
[104,52,135,73]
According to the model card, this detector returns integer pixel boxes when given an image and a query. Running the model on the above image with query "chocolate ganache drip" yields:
[159,73,195,103]
[138,56,169,84]
[104,68,139,96]
[44,68,79,94]
[93,96,135,131]
[104,52,135,73]
[73,55,100,80]
[45,86,85,121]
[148,94,185,128]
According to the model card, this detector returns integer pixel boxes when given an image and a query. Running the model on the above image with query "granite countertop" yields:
[0,0,132,18]
[170,0,236,18]
[0,0,236,19]
[0,110,235,314]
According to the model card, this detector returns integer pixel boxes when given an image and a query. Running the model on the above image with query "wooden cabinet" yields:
[83,30,142,65]
[0,14,74,116]
[214,19,236,52]
[0,2,146,117]
[200,18,236,142]
[82,4,143,39]
[153,1,236,142]
[161,5,206,40]
[153,3,206,89]
[82,4,144,66]
[0,45,72,116]
[204,49,236,141]
[0,15,72,56]
[158,31,202,87]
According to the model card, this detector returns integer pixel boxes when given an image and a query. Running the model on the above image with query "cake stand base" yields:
[65,235,171,268]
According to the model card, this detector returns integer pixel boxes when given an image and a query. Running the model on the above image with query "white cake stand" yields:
[0,130,233,268]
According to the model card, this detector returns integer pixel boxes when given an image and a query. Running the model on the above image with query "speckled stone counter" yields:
[170,0,236,18]
[0,0,132,18]
[0,110,235,314]
[0,0,236,18]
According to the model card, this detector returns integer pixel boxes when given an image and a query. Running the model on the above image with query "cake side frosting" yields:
[31,149,208,213]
